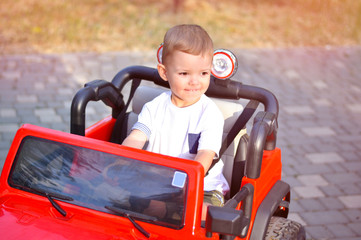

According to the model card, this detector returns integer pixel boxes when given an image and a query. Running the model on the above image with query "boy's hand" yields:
[194,150,216,175]
[122,129,147,149]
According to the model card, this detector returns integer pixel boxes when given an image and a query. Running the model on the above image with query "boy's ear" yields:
[157,64,168,81]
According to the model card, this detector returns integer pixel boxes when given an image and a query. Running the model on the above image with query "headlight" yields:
[211,49,238,80]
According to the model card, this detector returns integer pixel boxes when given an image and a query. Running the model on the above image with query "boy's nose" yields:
[189,75,199,85]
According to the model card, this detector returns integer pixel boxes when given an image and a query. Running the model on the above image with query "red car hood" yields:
[0,196,148,240]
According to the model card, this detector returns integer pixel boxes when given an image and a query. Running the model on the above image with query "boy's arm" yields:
[122,129,147,149]
[194,149,216,176]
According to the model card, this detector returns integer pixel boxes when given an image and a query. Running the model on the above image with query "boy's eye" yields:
[179,72,188,76]
[201,71,210,76]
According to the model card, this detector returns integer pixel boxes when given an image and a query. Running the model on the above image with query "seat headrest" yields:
[132,86,167,114]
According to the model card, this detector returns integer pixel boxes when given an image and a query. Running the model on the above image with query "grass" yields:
[1,0,360,54]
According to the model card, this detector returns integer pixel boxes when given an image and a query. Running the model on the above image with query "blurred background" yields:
[1,1,361,239]
[1,0,361,54]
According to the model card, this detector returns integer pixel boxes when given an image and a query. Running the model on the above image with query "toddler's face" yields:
[158,50,212,108]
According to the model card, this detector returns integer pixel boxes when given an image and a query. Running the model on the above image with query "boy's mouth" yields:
[185,89,200,92]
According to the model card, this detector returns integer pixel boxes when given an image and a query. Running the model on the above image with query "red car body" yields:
[0,121,281,239]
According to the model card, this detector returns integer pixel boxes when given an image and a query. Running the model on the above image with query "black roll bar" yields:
[70,80,124,135]
[111,65,168,90]
[245,111,277,179]
[111,66,278,116]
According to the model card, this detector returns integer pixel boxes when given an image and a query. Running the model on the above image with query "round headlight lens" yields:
[211,49,238,79]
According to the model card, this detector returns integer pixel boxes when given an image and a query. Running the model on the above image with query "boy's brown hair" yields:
[162,24,213,65]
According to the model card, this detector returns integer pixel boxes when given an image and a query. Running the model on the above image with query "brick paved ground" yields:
[1,46,361,239]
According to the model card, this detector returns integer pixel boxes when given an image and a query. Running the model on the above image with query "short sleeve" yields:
[132,104,152,140]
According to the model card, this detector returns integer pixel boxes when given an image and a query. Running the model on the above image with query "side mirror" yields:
[205,206,245,237]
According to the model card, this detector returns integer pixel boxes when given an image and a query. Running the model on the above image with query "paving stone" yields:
[324,173,361,184]
[0,124,20,133]
[301,127,336,136]
[284,69,301,80]
[301,210,349,225]
[1,71,21,79]
[15,100,46,108]
[328,162,348,173]
[280,176,302,188]
[297,174,328,186]
[6,61,17,69]
[34,108,57,116]
[49,122,69,132]
[347,104,361,113]
[0,117,21,124]
[0,132,17,141]
[287,213,306,226]
[339,195,361,208]
[48,102,67,109]
[306,152,344,164]
[350,84,361,93]
[294,163,333,175]
[342,209,361,222]
[57,88,74,95]
[312,80,328,89]
[321,197,346,210]
[348,223,361,236]
[20,116,39,125]
[55,95,72,102]
[298,198,327,212]
[0,109,17,118]
[305,225,335,239]
[34,82,45,90]
[293,186,325,198]
[16,95,37,103]
[281,165,298,176]
[289,199,304,212]
[284,105,314,115]
[54,63,73,74]
[47,75,58,83]
[341,152,361,163]
[39,115,63,123]
[326,224,357,238]
[313,98,332,107]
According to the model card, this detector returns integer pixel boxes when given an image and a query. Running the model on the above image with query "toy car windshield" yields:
[8,136,187,229]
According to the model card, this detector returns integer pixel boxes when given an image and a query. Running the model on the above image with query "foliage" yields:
[1,0,360,54]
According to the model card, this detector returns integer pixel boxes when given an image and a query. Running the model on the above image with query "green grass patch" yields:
[1,0,360,54]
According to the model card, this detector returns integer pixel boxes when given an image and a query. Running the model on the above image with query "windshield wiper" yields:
[30,186,73,217]
[105,205,156,238]
[45,192,72,217]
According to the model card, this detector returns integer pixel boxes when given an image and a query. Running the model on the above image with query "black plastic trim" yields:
[205,184,254,238]
[245,111,277,179]
[249,180,290,240]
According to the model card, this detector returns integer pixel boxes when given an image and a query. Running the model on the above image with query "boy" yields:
[122,24,229,219]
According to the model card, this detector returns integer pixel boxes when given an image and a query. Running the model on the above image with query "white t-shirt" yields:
[132,91,230,194]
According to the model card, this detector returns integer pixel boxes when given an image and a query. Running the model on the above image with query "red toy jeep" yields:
[0,52,305,239]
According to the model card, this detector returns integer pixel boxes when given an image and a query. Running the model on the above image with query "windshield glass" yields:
[9,136,187,229]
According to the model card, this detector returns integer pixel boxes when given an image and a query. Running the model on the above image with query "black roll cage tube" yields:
[70,80,124,136]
